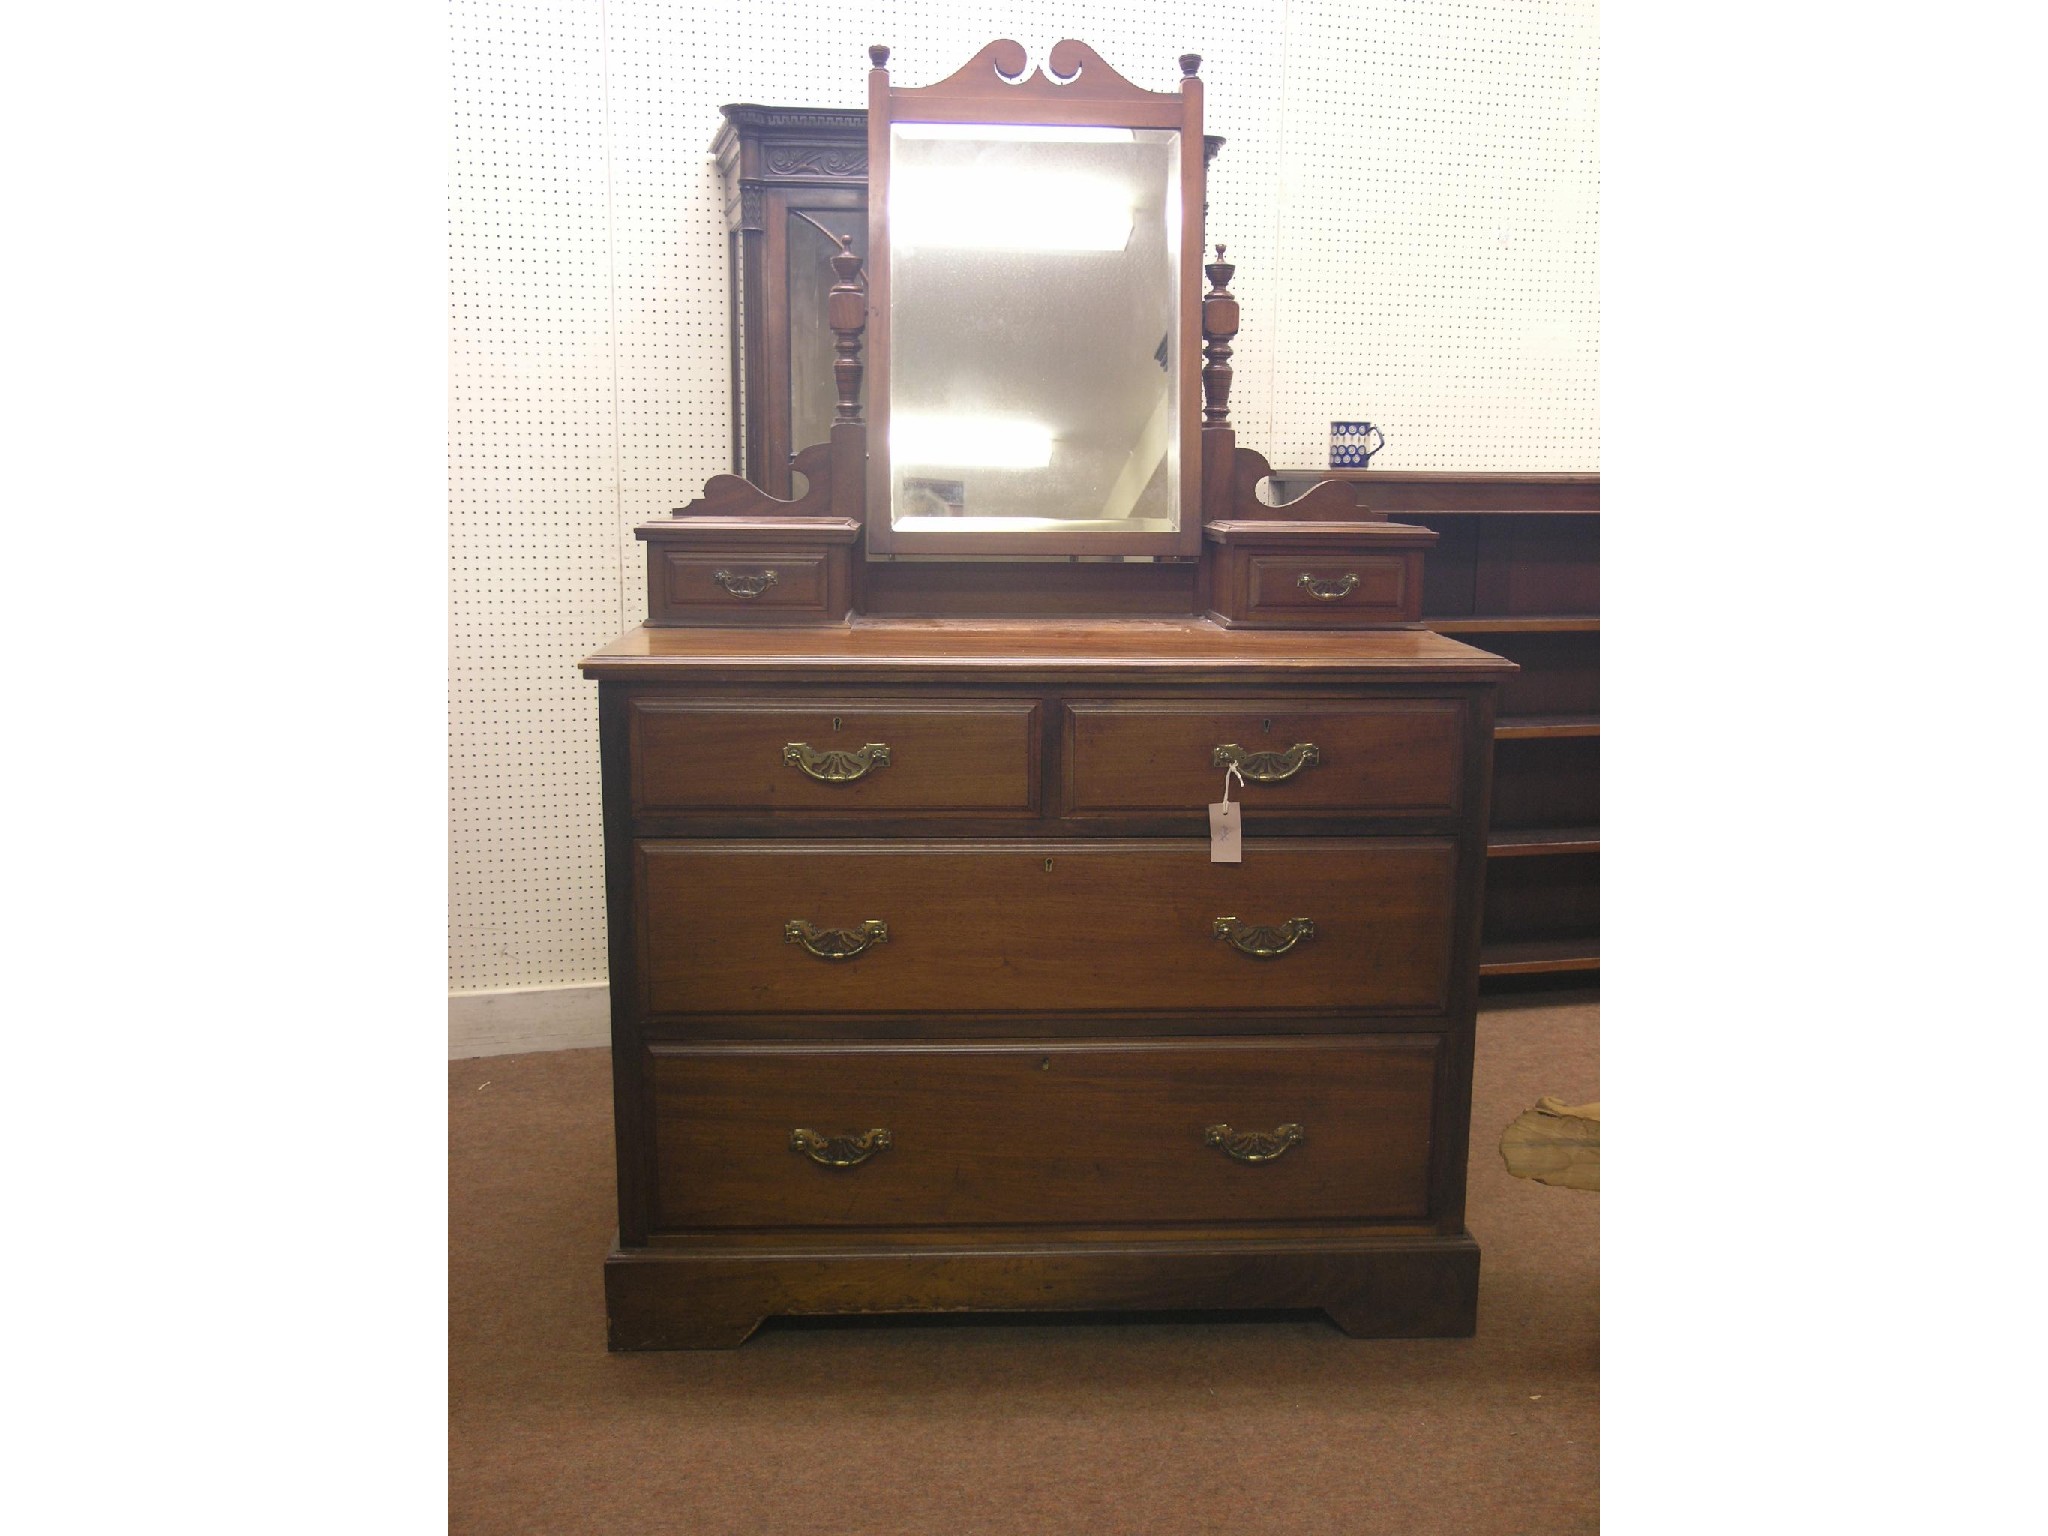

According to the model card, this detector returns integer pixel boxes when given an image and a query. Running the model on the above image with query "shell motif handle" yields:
[1213,916,1316,958]
[783,741,892,782]
[791,1128,893,1167]
[713,568,779,599]
[783,918,889,960]
[1205,1123,1304,1163]
[1211,742,1321,782]
[1204,745,1318,786]
[1297,572,1360,602]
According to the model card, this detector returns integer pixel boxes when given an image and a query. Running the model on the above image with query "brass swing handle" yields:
[1211,742,1321,782]
[1205,1123,1304,1163]
[783,917,889,960]
[791,1127,893,1167]
[1297,572,1360,602]
[712,568,778,598]
[1213,916,1316,958]
[784,741,892,782]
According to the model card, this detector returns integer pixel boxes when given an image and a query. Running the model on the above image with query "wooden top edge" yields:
[1205,519,1438,543]
[636,517,862,544]
[579,620,1519,680]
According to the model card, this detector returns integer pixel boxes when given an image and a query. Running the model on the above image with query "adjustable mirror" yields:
[864,41,1207,557]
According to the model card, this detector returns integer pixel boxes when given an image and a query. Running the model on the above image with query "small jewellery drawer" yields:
[1204,520,1433,629]
[639,515,860,627]
[629,700,1040,815]
[651,549,843,622]
[637,838,1458,1015]
[646,1037,1440,1229]
[1240,555,1415,622]
[1064,699,1465,816]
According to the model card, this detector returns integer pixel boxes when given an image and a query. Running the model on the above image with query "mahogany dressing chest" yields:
[581,40,1516,1348]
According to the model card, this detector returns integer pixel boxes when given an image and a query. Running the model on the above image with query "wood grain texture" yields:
[636,838,1459,1015]
[862,40,1205,556]
[1202,521,1434,628]
[1064,698,1464,816]
[646,1036,1440,1230]
[630,698,1039,814]
[638,513,860,626]
[580,619,1519,685]
[604,1231,1481,1350]
[1262,470,1599,515]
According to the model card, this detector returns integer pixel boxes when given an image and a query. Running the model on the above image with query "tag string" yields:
[1221,760,1244,806]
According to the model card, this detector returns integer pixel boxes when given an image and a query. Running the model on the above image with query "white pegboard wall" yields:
[449,0,1598,993]
[1267,0,1599,470]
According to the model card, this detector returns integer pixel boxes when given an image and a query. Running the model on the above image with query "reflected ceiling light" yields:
[894,123,1135,144]
[892,170,1133,252]
[892,415,1054,468]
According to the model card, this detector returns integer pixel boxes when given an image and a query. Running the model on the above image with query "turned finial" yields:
[1179,53,1202,78]
[869,45,890,68]
[1206,244,1236,292]
[826,232,867,424]
[1201,242,1239,428]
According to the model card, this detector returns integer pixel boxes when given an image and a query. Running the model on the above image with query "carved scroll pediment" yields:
[1232,447,1381,521]
[672,441,836,519]
[907,38,1172,103]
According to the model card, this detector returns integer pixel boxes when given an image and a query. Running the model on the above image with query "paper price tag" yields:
[1208,799,1242,862]
[1210,758,1246,862]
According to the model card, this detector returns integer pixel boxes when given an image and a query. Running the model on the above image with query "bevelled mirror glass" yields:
[886,124,1182,538]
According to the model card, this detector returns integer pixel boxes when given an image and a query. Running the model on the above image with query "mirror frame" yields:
[863,40,1206,558]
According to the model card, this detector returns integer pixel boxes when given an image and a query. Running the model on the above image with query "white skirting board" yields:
[449,983,610,1059]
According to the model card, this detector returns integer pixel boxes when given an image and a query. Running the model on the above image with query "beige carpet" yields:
[451,998,1598,1534]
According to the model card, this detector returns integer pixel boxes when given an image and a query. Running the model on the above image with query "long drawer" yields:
[1064,699,1465,816]
[638,838,1459,1015]
[647,1037,1440,1229]
[629,698,1040,815]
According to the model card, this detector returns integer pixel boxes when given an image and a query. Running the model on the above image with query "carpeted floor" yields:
[451,999,1598,1535]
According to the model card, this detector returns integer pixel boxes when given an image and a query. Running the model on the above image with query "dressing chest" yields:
[582,40,1516,1348]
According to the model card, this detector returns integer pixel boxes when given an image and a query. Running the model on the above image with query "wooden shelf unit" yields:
[1267,470,1600,985]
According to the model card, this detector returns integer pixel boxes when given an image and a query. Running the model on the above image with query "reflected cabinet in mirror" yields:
[865,41,1206,557]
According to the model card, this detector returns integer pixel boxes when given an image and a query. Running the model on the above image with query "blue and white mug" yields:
[1329,421,1385,469]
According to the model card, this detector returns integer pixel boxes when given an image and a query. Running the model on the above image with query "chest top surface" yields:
[580,618,1518,685]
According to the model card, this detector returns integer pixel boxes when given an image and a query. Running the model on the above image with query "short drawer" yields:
[1248,555,1413,620]
[638,838,1458,1015]
[647,1037,1440,1229]
[1205,523,1430,629]
[652,549,844,623]
[630,700,1040,815]
[1064,699,1465,817]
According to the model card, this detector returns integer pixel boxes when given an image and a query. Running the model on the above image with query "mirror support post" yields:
[1201,243,1240,525]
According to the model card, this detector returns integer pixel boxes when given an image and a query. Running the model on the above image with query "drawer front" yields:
[1065,699,1465,816]
[630,700,1040,815]
[639,838,1458,1014]
[648,1037,1440,1229]
[1211,547,1424,628]
[649,548,853,626]
[1249,555,1411,619]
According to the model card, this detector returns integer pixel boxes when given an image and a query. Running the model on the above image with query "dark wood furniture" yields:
[585,42,1517,1349]
[1265,470,1599,984]
[715,103,1222,499]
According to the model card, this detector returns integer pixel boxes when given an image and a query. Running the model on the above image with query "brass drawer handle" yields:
[1213,916,1316,957]
[784,918,889,960]
[713,568,779,598]
[1297,572,1359,601]
[1205,1123,1304,1163]
[1211,742,1321,782]
[791,1127,893,1167]
[784,741,892,782]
